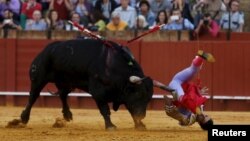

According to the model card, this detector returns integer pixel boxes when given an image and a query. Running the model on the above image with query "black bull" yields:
[20,39,153,130]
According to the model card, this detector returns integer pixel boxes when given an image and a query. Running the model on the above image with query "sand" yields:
[0,107,249,141]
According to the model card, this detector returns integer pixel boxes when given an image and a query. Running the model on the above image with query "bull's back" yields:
[48,39,106,75]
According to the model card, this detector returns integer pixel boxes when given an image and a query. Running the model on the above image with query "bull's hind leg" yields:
[21,81,47,124]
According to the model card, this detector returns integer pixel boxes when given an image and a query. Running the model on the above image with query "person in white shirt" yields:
[113,0,136,28]
[220,0,244,32]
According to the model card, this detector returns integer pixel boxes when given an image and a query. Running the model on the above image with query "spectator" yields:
[206,0,223,24]
[21,0,42,19]
[172,0,193,24]
[40,0,51,14]
[151,10,168,28]
[115,0,120,4]
[149,0,172,16]
[45,9,64,30]
[220,0,244,32]
[113,0,136,29]
[69,0,78,9]
[0,1,10,22]
[0,9,21,30]
[88,10,106,31]
[172,0,184,11]
[88,0,98,6]
[114,0,139,7]
[75,0,92,26]
[94,0,118,22]
[192,0,208,27]
[0,0,21,21]
[134,0,146,9]
[138,0,155,27]
[106,11,128,31]
[65,12,83,31]
[135,15,149,30]
[20,0,42,29]
[25,10,47,31]
[49,0,73,20]
[192,0,223,26]
[163,8,194,30]
[194,13,220,37]
[221,0,231,12]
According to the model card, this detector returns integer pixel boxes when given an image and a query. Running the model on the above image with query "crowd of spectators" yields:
[0,0,245,37]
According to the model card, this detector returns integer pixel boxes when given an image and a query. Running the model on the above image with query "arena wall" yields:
[0,38,250,111]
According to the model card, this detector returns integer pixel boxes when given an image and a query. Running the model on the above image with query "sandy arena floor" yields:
[0,107,249,141]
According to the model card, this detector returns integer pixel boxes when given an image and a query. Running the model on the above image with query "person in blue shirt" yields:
[220,0,244,32]
[163,8,194,30]
[25,10,47,31]
[138,0,155,27]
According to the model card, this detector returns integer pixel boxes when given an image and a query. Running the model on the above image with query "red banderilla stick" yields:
[68,21,112,47]
[127,24,165,44]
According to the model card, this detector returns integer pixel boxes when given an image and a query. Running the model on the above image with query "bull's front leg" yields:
[126,104,147,130]
[89,78,116,130]
[132,116,146,130]
[96,101,117,130]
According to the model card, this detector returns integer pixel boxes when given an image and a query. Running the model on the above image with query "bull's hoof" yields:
[6,119,26,128]
[21,111,30,124]
[135,124,146,131]
[63,111,73,121]
[106,127,117,131]
[52,117,67,128]
[105,123,117,131]
[106,125,117,131]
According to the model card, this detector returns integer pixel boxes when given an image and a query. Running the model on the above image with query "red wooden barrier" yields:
[231,32,250,41]
[194,32,250,41]
[16,39,53,91]
[1,38,250,110]
[0,39,6,91]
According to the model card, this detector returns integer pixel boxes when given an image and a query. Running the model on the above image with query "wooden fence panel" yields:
[16,39,53,91]
[212,42,246,96]
[0,39,6,91]
[1,38,250,110]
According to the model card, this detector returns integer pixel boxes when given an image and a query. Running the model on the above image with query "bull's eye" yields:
[128,61,133,66]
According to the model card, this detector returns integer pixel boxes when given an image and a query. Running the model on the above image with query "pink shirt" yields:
[208,20,220,37]
[200,20,220,37]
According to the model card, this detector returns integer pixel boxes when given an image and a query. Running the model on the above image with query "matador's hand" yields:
[200,87,209,95]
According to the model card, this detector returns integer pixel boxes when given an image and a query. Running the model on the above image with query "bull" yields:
[18,39,153,130]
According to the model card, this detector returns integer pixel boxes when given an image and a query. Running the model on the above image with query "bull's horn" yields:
[129,76,148,84]
[153,80,175,92]
[129,76,142,83]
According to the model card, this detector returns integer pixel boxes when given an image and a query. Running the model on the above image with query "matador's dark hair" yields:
[199,119,214,130]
